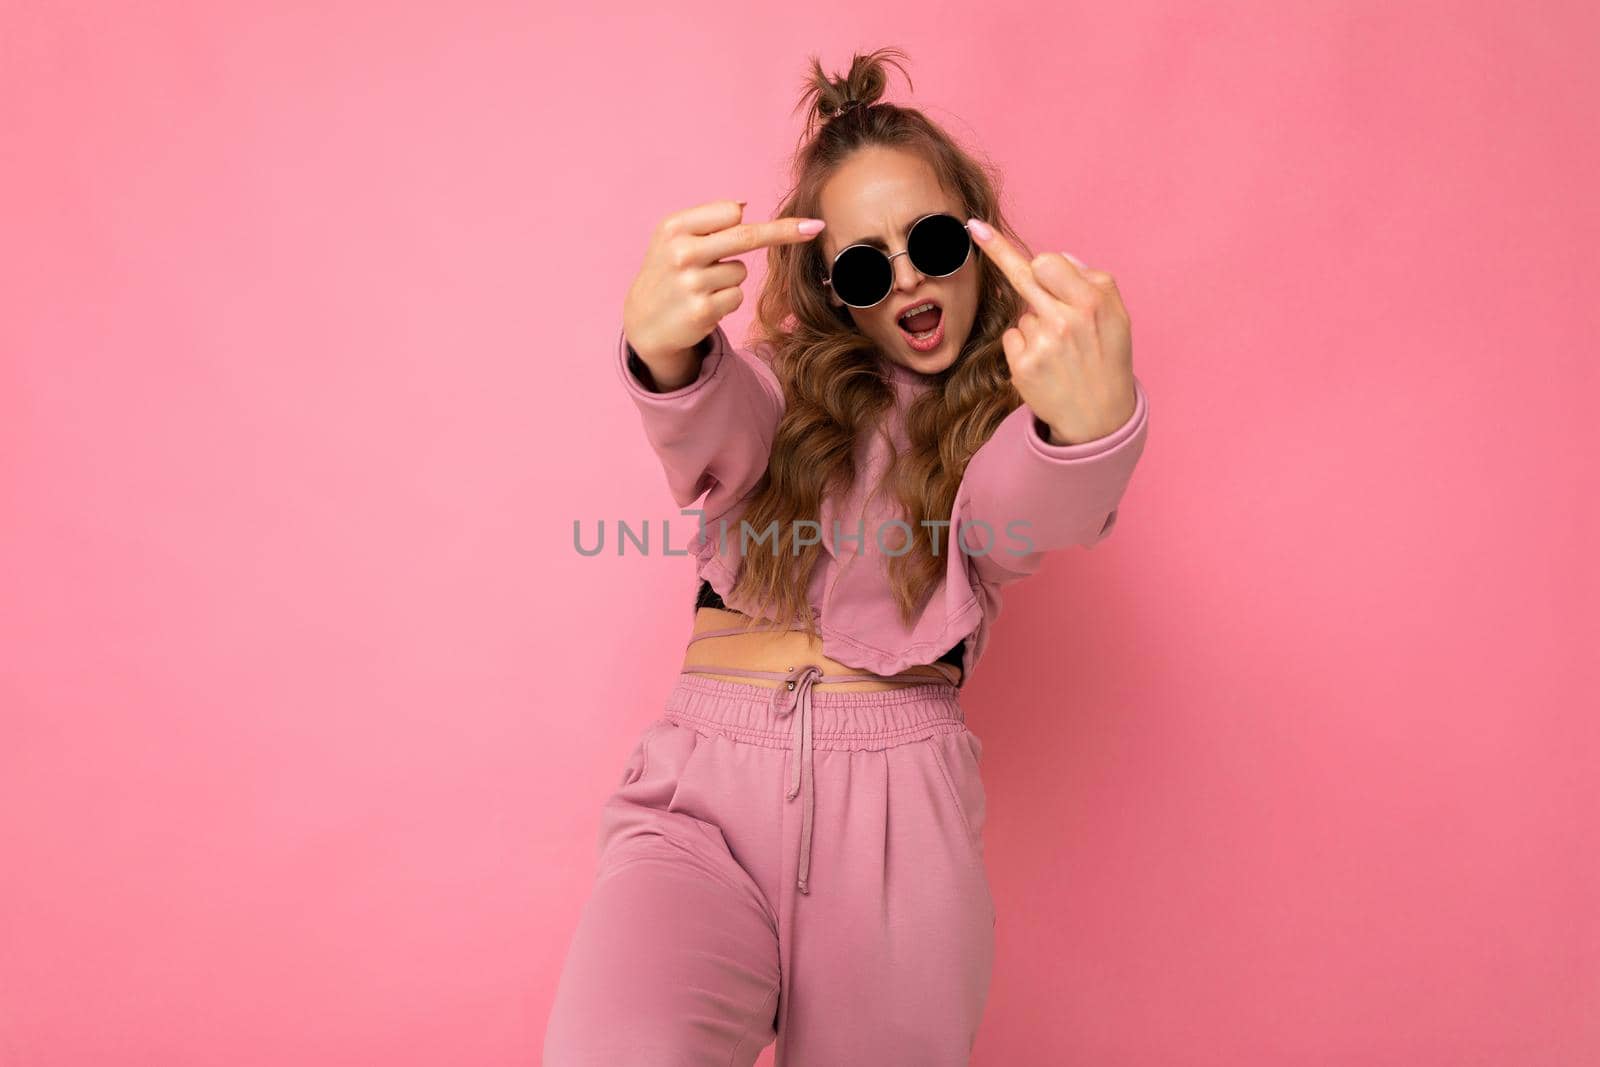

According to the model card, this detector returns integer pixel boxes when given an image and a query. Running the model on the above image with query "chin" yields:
[915,350,960,374]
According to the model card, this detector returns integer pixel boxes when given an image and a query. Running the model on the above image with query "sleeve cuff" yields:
[617,327,723,402]
[1023,374,1148,462]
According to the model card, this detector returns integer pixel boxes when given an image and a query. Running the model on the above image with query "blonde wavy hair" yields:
[726,46,1035,640]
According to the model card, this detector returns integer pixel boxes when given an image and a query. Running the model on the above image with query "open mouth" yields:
[896,300,943,340]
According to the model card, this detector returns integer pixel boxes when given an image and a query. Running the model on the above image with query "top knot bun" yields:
[797,47,914,136]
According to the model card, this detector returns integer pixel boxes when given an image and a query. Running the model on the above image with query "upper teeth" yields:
[899,302,937,321]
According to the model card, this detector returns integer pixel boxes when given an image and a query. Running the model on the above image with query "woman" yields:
[544,47,1149,1066]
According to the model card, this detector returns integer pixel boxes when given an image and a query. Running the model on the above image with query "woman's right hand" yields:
[622,200,826,390]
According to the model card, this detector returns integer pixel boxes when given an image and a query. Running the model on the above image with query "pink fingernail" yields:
[797,218,826,235]
[1064,251,1086,268]
[967,218,994,241]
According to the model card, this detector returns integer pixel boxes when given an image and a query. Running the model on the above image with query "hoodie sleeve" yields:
[615,322,786,523]
[951,374,1149,588]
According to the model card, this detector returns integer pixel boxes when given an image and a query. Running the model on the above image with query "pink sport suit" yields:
[543,321,1150,1066]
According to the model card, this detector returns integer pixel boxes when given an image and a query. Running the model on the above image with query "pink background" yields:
[3,3,1595,1064]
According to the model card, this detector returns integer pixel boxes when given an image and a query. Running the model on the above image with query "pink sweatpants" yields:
[543,672,996,1066]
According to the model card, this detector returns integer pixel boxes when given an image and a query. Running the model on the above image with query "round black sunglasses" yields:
[821,212,974,309]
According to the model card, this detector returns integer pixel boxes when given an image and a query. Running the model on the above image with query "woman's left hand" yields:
[967,220,1137,446]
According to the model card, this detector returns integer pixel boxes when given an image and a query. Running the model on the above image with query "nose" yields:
[890,249,924,296]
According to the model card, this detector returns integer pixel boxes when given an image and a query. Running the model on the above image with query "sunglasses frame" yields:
[820,212,974,309]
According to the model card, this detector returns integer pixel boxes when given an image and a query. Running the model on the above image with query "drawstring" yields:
[678,620,955,896]
[770,664,823,894]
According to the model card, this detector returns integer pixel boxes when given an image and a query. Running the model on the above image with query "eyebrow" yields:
[841,215,923,252]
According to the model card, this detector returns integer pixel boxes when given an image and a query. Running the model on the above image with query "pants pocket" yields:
[926,728,988,860]
[617,718,670,789]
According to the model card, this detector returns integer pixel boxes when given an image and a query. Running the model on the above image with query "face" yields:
[816,145,981,377]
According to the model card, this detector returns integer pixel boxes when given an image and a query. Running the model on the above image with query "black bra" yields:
[694,578,966,678]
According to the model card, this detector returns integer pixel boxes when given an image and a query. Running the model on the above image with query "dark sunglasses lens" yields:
[831,245,893,307]
[908,214,971,276]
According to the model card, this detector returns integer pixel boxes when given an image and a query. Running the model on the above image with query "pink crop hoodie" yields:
[617,323,1150,684]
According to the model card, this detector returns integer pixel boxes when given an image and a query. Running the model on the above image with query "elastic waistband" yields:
[664,672,965,751]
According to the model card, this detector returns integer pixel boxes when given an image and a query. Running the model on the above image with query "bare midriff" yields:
[684,607,961,690]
